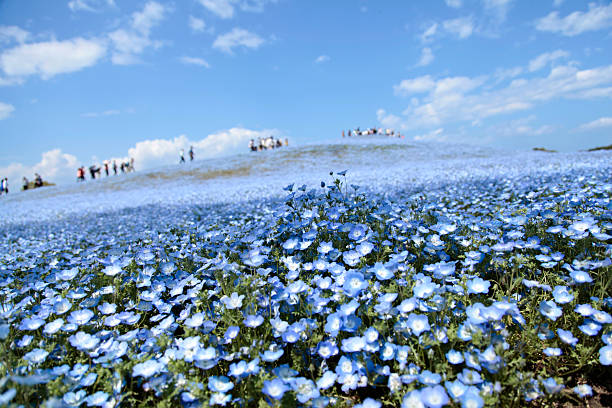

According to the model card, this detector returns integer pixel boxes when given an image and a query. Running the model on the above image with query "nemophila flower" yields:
[356,241,374,256]
[592,310,612,324]
[457,369,483,385]
[261,347,284,362]
[317,340,339,359]
[223,326,240,343]
[465,303,488,325]
[53,298,72,315]
[262,378,288,400]
[79,372,97,387]
[570,270,593,284]
[43,318,64,335]
[407,313,430,336]
[466,277,490,295]
[446,349,464,365]
[341,336,366,353]
[132,359,164,378]
[69,331,100,351]
[70,363,89,378]
[97,302,116,315]
[339,372,360,393]
[397,297,417,314]
[57,267,79,281]
[574,384,593,398]
[552,286,574,304]
[543,347,562,357]
[599,345,612,365]
[380,342,396,361]
[557,329,578,346]
[540,300,562,321]
[282,325,302,343]
[579,320,602,336]
[364,326,379,343]
[371,262,394,280]
[603,332,612,345]
[542,377,564,394]
[283,238,299,251]
[354,398,382,408]
[414,278,438,299]
[185,312,205,328]
[221,292,244,310]
[460,387,484,408]
[402,390,425,408]
[63,390,86,406]
[85,391,108,407]
[243,314,264,328]
[575,304,595,316]
[343,271,368,297]
[445,380,467,400]
[418,370,442,386]
[420,385,449,408]
[317,370,337,390]
[336,355,356,375]
[19,317,45,331]
[343,250,362,267]
[293,377,320,403]
[210,393,231,406]
[318,241,333,254]
[24,348,49,364]
[209,376,234,393]
[348,224,368,241]
[102,264,122,276]
[68,309,94,326]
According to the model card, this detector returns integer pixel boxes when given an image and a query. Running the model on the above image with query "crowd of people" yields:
[0,173,47,196]
[249,136,289,152]
[343,127,403,138]
[77,158,135,182]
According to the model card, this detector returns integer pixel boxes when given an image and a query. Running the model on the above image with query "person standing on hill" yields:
[104,161,109,176]
[189,146,194,161]
[22,176,29,190]
[113,160,118,175]
[0,178,6,195]
[180,149,186,163]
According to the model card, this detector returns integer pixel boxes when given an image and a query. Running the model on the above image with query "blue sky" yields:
[1,0,611,184]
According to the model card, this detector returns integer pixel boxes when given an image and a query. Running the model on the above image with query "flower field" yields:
[0,142,611,407]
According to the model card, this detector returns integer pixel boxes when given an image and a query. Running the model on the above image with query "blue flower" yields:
[262,378,288,400]
[557,329,578,346]
[69,331,100,351]
[210,393,232,406]
[570,270,593,284]
[85,391,108,407]
[317,340,339,359]
[343,271,368,297]
[24,348,49,364]
[407,313,430,336]
[542,377,564,394]
[539,300,562,321]
[63,390,86,406]
[132,359,164,378]
[341,336,366,353]
[402,390,424,408]
[223,326,240,343]
[466,277,490,295]
[418,370,441,386]
[543,347,562,357]
[292,377,319,403]
[208,376,234,393]
[460,387,483,408]
[579,320,602,336]
[552,286,574,304]
[446,349,464,365]
[354,398,382,408]
[599,345,612,365]
[243,314,264,328]
[420,385,449,408]
[574,384,593,398]
[445,380,467,400]
[220,292,244,309]
[317,370,337,390]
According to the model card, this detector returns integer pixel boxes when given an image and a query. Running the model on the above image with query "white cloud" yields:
[0,102,15,119]
[528,49,569,72]
[68,0,115,12]
[394,75,436,96]
[81,109,121,118]
[536,3,612,36]
[494,116,555,137]
[108,1,168,65]
[0,148,78,185]
[180,56,210,68]
[212,28,264,54]
[482,0,513,22]
[197,0,277,19]
[189,16,206,32]
[494,66,524,82]
[442,17,474,39]
[0,26,30,44]
[416,47,434,67]
[445,0,462,8]
[420,23,438,43]
[414,128,446,142]
[553,0,564,7]
[0,38,106,80]
[376,109,402,128]
[386,62,612,130]
[198,0,235,19]
[578,116,612,131]
[127,127,278,169]
[315,55,330,64]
